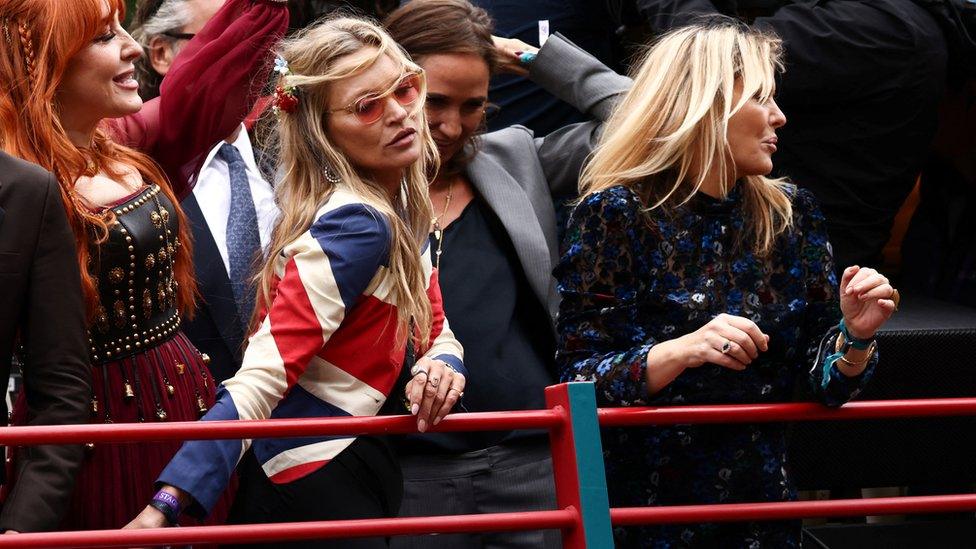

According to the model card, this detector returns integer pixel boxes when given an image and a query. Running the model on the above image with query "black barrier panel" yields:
[789,296,976,491]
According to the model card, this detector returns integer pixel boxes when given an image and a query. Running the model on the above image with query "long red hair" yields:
[0,0,196,321]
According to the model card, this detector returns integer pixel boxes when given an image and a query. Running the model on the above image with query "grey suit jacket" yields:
[465,33,631,323]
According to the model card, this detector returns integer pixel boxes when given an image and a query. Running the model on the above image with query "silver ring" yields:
[721,340,733,354]
[410,364,428,378]
[428,376,440,388]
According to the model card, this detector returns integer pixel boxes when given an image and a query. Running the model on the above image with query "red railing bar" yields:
[1,399,973,446]
[598,398,976,427]
[0,409,564,445]
[610,494,976,525]
[0,509,579,548]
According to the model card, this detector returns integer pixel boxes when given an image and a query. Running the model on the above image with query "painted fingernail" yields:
[418,419,427,432]
[411,403,419,415]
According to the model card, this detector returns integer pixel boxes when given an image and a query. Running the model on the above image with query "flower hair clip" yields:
[271,55,299,114]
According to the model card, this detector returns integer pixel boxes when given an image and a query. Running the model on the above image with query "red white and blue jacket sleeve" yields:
[157,199,463,516]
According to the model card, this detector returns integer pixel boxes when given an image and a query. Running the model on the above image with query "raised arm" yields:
[107,0,288,197]
[528,33,632,196]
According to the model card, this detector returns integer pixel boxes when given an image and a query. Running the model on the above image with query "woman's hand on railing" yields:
[124,484,192,533]
[124,506,168,530]
[406,357,467,433]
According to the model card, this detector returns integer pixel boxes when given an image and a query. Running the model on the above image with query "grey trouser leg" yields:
[392,440,561,549]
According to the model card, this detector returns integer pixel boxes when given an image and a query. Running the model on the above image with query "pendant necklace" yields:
[430,178,455,270]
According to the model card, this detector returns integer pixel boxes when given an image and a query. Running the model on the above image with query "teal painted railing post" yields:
[545,382,613,548]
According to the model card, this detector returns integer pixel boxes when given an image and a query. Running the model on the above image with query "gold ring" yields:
[448,388,463,398]
[428,377,440,388]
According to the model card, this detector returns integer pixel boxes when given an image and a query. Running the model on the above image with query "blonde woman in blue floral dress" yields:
[555,19,898,548]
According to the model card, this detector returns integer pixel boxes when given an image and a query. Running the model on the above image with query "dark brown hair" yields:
[384,0,496,74]
[384,0,495,174]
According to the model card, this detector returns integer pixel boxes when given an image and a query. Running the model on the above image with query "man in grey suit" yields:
[386,2,630,547]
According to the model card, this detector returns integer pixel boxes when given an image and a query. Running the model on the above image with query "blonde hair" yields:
[580,18,792,256]
[257,16,438,345]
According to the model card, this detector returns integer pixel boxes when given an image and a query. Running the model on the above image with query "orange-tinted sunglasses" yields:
[326,71,423,125]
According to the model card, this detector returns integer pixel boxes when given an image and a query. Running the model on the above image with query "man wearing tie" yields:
[181,129,278,383]
[132,0,279,382]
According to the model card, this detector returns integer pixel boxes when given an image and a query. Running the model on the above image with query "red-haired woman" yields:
[0,0,287,530]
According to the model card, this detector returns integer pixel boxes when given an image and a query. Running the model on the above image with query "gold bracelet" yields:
[836,354,870,369]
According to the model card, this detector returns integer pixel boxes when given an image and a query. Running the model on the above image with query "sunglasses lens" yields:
[350,73,421,124]
[355,98,384,124]
[394,75,421,107]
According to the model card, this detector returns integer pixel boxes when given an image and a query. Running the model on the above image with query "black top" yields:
[397,197,555,454]
[635,0,949,272]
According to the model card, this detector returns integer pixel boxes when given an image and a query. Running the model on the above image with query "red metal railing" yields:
[0,388,972,547]
[597,397,976,426]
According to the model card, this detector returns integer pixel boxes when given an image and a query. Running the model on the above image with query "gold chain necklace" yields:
[430,178,454,270]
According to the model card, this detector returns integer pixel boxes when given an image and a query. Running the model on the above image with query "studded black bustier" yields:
[89,184,183,363]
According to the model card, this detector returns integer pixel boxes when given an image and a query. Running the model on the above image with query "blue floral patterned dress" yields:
[555,183,877,548]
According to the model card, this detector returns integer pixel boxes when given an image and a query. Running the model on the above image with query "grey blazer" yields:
[465,33,631,322]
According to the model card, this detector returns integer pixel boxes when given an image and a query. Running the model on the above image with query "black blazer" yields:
[0,152,91,532]
[180,193,246,384]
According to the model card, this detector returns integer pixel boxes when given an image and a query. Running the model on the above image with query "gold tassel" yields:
[175,363,186,375]
[166,383,175,396]
[196,395,208,414]
[124,382,135,399]
[91,398,99,414]
[156,408,168,420]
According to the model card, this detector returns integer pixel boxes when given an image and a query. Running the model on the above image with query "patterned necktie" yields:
[218,143,261,329]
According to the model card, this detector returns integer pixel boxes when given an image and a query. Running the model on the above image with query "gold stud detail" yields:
[109,267,125,284]
[113,300,126,328]
[143,289,153,319]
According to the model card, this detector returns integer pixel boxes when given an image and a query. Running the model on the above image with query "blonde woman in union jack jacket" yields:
[126,17,466,545]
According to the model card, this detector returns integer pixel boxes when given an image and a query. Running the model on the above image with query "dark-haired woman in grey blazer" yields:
[384,1,630,547]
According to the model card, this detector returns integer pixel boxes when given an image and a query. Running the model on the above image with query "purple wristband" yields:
[151,490,181,525]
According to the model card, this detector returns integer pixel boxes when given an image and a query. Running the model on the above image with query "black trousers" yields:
[224,437,403,548]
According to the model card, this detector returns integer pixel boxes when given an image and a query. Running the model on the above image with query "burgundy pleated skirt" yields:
[11,331,235,534]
